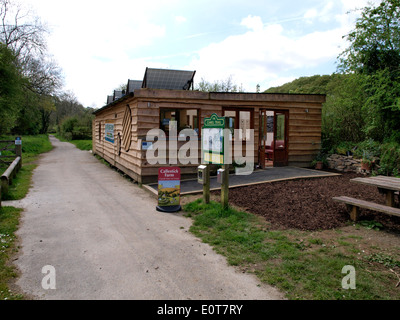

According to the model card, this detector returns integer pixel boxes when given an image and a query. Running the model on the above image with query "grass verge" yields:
[1,135,53,201]
[53,134,92,151]
[0,134,53,300]
[0,206,23,300]
[183,199,400,300]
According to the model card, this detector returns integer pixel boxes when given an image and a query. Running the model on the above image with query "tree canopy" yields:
[0,0,90,136]
[338,0,400,76]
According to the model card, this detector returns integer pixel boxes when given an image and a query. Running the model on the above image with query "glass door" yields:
[258,110,266,168]
[273,111,289,167]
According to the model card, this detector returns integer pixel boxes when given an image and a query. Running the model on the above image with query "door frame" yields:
[258,109,289,168]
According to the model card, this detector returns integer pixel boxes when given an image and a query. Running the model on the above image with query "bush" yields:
[58,116,92,141]
[378,142,400,176]
[353,139,381,159]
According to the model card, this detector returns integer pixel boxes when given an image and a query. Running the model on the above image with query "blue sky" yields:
[19,0,378,108]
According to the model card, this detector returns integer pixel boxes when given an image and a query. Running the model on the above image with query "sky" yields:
[17,0,379,108]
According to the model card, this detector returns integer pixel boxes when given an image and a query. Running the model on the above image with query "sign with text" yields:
[105,123,115,143]
[202,113,226,165]
[156,167,181,212]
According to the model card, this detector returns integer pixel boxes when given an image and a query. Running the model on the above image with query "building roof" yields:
[94,88,326,115]
[142,68,196,90]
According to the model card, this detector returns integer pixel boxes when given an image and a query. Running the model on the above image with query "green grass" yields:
[0,134,53,300]
[183,199,400,300]
[0,206,23,300]
[70,139,92,151]
[53,134,92,151]
[1,135,53,200]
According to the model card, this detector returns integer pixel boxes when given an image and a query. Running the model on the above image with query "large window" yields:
[223,108,253,141]
[160,108,200,137]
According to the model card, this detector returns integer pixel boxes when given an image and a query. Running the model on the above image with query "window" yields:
[160,109,200,138]
[98,122,101,142]
[223,108,253,141]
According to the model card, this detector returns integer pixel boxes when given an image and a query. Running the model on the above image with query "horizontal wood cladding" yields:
[93,90,325,181]
[290,119,321,126]
[209,92,326,103]
[288,154,315,163]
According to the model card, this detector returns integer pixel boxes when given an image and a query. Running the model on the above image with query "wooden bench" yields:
[333,196,400,221]
[351,176,400,207]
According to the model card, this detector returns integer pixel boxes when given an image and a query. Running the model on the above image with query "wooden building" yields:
[93,68,326,184]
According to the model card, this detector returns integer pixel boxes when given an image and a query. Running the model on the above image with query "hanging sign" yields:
[156,167,181,212]
[105,123,115,143]
[202,113,226,165]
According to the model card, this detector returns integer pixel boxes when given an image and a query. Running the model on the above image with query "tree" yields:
[339,0,400,76]
[338,0,400,142]
[0,0,48,66]
[264,75,332,94]
[196,75,244,92]
[0,43,24,134]
[0,0,64,135]
[323,73,367,146]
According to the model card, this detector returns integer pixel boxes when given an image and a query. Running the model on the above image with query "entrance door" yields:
[273,111,289,167]
[258,110,289,168]
[258,110,266,168]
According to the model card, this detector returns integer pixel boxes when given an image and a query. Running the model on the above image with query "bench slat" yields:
[351,177,400,191]
[333,196,400,218]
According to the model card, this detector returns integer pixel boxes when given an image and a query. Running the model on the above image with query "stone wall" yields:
[326,154,363,173]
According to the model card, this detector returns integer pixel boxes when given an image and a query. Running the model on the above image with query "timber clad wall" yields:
[93,89,325,184]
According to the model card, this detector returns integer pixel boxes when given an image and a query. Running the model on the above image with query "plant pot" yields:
[315,161,323,170]
[361,162,371,171]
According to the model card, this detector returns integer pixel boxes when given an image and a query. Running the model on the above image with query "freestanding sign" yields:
[202,114,225,165]
[15,137,22,145]
[156,167,181,212]
[202,113,229,208]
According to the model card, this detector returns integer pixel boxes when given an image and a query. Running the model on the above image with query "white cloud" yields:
[188,15,347,92]
[304,8,318,21]
[303,1,334,24]
[240,15,264,32]
[175,16,187,23]
[20,0,169,107]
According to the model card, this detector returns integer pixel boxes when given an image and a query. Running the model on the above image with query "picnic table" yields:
[333,175,400,221]
[350,176,400,207]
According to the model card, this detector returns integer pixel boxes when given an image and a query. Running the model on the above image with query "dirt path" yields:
[12,136,283,300]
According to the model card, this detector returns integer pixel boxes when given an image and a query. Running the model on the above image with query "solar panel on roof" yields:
[142,68,195,90]
[113,90,124,101]
[127,79,142,93]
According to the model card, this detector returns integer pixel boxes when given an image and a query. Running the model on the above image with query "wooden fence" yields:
[0,138,22,207]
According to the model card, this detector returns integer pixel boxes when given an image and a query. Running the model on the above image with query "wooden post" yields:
[347,204,360,222]
[221,163,229,209]
[203,165,210,204]
[221,119,229,209]
[386,191,395,207]
[1,176,8,196]
[15,137,22,170]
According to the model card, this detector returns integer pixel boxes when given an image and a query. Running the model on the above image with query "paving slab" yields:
[145,166,340,195]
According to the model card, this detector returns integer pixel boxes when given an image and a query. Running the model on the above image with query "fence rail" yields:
[0,138,22,207]
[0,140,17,166]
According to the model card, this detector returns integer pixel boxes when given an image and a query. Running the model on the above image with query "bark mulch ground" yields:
[225,171,400,232]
